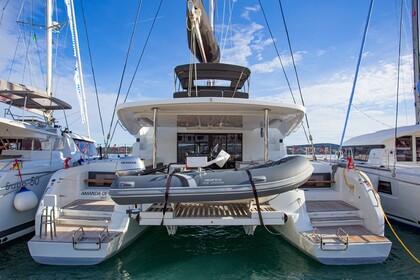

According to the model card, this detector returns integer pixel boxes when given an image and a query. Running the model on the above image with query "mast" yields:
[187,0,220,63]
[46,0,53,98]
[209,0,214,31]
[45,0,54,123]
[69,0,91,137]
[413,0,420,124]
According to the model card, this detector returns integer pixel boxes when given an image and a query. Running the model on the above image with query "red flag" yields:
[347,157,354,170]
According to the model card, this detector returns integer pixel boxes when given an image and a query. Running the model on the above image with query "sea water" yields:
[0,223,418,279]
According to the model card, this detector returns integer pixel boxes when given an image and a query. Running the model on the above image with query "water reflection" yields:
[0,223,418,279]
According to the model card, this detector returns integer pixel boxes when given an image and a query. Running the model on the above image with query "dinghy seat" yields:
[84,172,116,187]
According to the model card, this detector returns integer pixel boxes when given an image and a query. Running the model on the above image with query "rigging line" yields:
[108,0,164,146]
[258,0,311,144]
[52,0,59,95]
[339,0,374,151]
[278,0,315,148]
[34,34,45,87]
[27,0,38,88]
[80,0,106,146]
[352,104,392,128]
[258,0,296,105]
[106,0,143,148]
[53,23,69,101]
[21,25,32,84]
[219,0,226,44]
[107,120,123,150]
[68,116,82,127]
[401,1,411,124]
[220,0,235,61]
[8,27,23,81]
[393,0,404,176]
[17,0,26,24]
[122,0,163,103]
[54,110,80,120]
[0,0,10,27]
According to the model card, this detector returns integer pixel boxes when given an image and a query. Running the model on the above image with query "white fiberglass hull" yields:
[266,162,392,265]
[274,218,391,265]
[356,166,420,228]
[269,190,391,265]
[28,218,146,265]
[0,162,62,245]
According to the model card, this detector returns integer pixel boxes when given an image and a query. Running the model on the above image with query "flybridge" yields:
[173,63,251,99]
[0,80,72,111]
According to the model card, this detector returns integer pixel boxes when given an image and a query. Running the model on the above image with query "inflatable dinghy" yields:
[109,156,313,204]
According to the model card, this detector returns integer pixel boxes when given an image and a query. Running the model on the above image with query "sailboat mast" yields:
[412,0,420,124]
[46,0,53,98]
[209,0,214,31]
[69,0,91,138]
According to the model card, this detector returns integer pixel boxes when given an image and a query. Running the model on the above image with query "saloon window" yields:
[396,136,413,162]
[343,145,384,162]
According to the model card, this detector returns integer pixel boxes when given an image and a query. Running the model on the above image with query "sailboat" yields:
[110,0,391,265]
[29,0,391,265]
[0,1,97,246]
[342,0,420,229]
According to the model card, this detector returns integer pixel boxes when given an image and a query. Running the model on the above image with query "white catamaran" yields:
[343,0,420,229]
[28,0,391,265]
[0,0,96,246]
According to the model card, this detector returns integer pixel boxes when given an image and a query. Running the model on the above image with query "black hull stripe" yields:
[0,220,35,238]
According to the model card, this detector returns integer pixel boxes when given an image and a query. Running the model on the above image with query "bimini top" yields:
[173,63,251,99]
[343,124,420,146]
[117,97,305,137]
[0,80,72,111]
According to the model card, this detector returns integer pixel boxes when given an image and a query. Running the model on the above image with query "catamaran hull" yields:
[355,166,420,229]
[0,164,61,246]
[109,156,314,204]
[273,218,391,265]
[28,218,146,266]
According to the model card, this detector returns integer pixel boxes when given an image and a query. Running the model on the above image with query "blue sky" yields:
[0,0,416,147]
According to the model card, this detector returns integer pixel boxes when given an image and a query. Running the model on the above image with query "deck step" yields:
[57,199,115,227]
[61,208,113,218]
[57,215,110,227]
[308,210,358,219]
[306,200,358,212]
[311,216,363,227]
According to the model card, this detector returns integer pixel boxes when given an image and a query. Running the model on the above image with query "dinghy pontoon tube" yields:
[109,156,313,204]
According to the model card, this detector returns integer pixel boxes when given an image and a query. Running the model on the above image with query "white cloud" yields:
[253,54,415,145]
[241,5,260,21]
[251,52,303,73]
[221,22,264,65]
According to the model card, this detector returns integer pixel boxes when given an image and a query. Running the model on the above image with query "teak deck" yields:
[32,225,121,243]
[32,199,118,243]
[62,199,114,212]
[303,200,388,243]
[306,200,358,212]
[146,202,278,218]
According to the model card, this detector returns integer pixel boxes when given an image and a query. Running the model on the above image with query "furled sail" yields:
[187,0,220,63]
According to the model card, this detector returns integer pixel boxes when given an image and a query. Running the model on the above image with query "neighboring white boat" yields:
[0,0,94,246]
[343,125,420,229]
[342,0,420,229]
[0,81,96,246]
